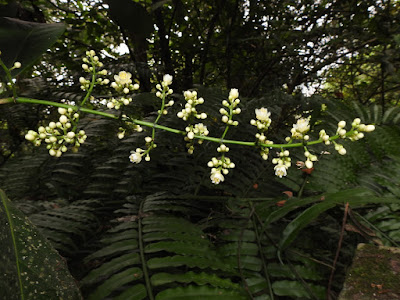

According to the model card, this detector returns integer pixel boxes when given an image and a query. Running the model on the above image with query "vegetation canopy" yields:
[1,0,400,299]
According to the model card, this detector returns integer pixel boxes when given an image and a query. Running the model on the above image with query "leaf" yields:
[0,17,65,77]
[81,253,140,286]
[0,189,81,299]
[113,284,147,300]
[278,199,339,250]
[151,271,241,290]
[272,280,325,299]
[147,255,236,273]
[155,285,247,300]
[278,189,381,250]
[84,239,139,262]
[86,267,143,300]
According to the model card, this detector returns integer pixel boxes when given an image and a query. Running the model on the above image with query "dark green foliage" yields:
[0,17,65,77]
[0,189,82,299]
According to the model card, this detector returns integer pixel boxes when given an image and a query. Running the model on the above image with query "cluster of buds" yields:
[129,148,146,164]
[304,150,318,169]
[129,136,154,163]
[333,142,347,155]
[80,50,109,91]
[155,74,174,114]
[111,71,140,94]
[251,107,274,160]
[184,123,209,154]
[289,117,310,140]
[259,140,274,160]
[105,71,140,109]
[220,89,240,126]
[207,155,235,184]
[177,90,207,121]
[117,123,143,139]
[25,108,87,157]
[272,150,291,178]
[106,96,132,110]
[345,118,375,141]
[319,129,330,145]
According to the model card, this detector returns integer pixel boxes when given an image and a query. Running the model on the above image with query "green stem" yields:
[0,57,18,99]
[1,96,347,149]
[79,66,96,108]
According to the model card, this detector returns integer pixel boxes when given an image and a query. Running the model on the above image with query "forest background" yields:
[1,0,400,299]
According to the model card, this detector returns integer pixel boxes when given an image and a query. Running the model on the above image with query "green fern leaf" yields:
[151,271,241,290]
[86,267,143,300]
[155,285,248,300]
[81,253,140,286]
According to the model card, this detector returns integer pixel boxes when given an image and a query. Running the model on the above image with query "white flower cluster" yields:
[177,90,207,121]
[220,88,240,126]
[80,50,108,90]
[346,118,375,141]
[185,123,209,154]
[250,107,274,160]
[106,96,132,110]
[290,117,310,140]
[111,71,140,94]
[25,107,87,157]
[105,71,140,109]
[207,155,235,184]
[155,74,174,115]
[272,150,291,178]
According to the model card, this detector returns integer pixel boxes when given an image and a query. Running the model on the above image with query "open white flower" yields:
[114,71,132,85]
[210,169,224,184]
[293,118,310,134]
[129,149,142,164]
[274,164,287,178]
[255,108,271,122]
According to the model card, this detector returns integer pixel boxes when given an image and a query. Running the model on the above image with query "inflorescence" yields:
[19,51,377,184]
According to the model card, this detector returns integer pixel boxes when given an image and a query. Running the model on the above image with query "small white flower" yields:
[114,71,132,85]
[210,170,224,184]
[255,108,271,122]
[129,151,142,164]
[274,164,287,178]
[13,62,21,69]
[163,74,173,86]
[293,118,310,134]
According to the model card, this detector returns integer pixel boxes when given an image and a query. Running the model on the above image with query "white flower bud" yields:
[222,115,229,123]
[338,121,346,128]
[163,74,173,85]
[365,125,375,132]
[66,132,75,139]
[13,62,21,68]
[145,136,152,143]
[338,148,346,155]
[58,107,67,115]
[59,115,68,124]
[25,132,36,141]
[305,160,313,169]
[187,132,194,139]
